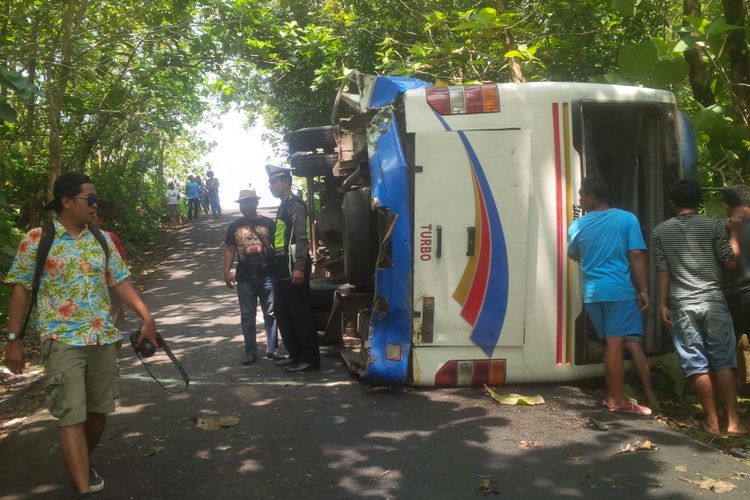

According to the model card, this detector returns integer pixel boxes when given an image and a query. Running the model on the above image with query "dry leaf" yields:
[477,476,500,495]
[675,465,688,473]
[638,440,659,450]
[145,446,164,457]
[519,440,541,448]
[588,419,608,431]
[565,456,583,464]
[195,415,240,430]
[683,478,736,493]
[484,385,545,405]
[615,439,659,455]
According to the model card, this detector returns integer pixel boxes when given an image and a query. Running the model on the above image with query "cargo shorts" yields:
[42,340,120,427]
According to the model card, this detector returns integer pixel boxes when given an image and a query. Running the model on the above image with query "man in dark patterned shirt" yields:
[223,188,279,364]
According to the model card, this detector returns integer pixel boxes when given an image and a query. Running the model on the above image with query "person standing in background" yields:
[185,175,200,221]
[206,170,222,217]
[165,181,182,225]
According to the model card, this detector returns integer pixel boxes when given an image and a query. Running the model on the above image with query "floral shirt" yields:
[5,220,130,345]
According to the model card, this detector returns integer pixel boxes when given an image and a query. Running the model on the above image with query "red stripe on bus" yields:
[552,103,564,365]
[461,180,491,325]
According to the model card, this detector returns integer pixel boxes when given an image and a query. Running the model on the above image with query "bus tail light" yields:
[426,84,500,116]
[434,359,507,387]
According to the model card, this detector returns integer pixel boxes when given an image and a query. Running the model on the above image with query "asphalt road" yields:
[1,211,749,499]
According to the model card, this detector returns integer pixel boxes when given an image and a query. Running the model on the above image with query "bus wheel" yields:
[343,190,375,290]
[290,152,339,177]
[287,126,337,152]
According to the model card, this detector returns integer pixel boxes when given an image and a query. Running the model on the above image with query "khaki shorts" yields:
[42,340,120,427]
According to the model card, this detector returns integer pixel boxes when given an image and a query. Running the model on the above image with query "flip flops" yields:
[609,397,652,416]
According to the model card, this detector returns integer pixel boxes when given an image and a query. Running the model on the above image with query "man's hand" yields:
[224,271,235,289]
[137,317,159,347]
[660,305,672,330]
[637,291,649,312]
[291,269,304,285]
[4,341,25,374]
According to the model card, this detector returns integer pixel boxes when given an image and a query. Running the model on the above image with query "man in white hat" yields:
[223,188,281,364]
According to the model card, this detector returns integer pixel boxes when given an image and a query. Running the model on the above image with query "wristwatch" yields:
[4,330,21,342]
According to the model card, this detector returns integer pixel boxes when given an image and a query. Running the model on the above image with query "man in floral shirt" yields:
[3,172,160,498]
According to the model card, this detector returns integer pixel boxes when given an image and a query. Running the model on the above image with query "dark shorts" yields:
[726,290,750,338]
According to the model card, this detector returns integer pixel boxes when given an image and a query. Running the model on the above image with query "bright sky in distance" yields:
[198,109,285,209]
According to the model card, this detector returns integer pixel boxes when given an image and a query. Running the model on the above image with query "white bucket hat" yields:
[235,188,260,202]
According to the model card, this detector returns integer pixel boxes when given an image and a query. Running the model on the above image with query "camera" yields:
[129,328,163,358]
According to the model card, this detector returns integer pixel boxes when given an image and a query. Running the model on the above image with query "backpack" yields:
[20,220,110,337]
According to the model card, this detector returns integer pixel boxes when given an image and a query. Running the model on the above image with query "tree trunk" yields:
[683,0,715,106]
[46,0,89,202]
[495,0,524,83]
[722,0,750,126]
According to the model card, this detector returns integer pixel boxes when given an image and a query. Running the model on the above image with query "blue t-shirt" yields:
[186,181,200,200]
[567,208,646,303]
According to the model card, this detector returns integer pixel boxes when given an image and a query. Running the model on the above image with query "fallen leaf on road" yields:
[484,385,544,405]
[476,475,500,495]
[675,465,688,473]
[195,415,240,430]
[681,477,736,493]
[519,440,541,448]
[565,456,583,464]
[145,446,164,457]
[614,440,660,455]
[376,469,391,478]
[587,419,608,431]
[638,440,659,450]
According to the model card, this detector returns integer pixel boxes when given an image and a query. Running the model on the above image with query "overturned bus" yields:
[286,70,698,387]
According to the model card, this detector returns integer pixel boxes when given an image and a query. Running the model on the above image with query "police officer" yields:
[266,164,320,372]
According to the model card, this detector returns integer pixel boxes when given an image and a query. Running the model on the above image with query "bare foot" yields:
[698,419,720,436]
[726,424,748,437]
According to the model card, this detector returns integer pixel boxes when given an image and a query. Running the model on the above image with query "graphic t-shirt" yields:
[224,216,276,281]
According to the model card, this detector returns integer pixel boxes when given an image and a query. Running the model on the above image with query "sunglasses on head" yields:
[74,194,99,206]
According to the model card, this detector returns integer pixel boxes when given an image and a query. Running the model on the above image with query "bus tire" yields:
[290,152,339,177]
[287,126,337,152]
[343,190,375,290]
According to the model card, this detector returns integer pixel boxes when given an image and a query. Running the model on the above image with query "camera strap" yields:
[133,339,190,394]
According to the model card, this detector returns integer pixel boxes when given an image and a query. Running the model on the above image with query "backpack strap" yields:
[20,222,111,338]
[88,226,110,276]
[20,220,55,338]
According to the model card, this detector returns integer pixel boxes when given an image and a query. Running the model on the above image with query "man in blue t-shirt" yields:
[568,176,655,415]
[185,175,201,221]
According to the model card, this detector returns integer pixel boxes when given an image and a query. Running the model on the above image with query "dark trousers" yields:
[727,290,750,338]
[187,198,201,219]
[274,275,319,366]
